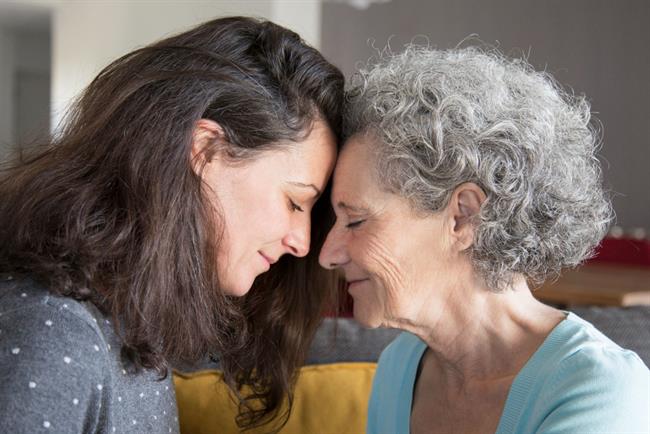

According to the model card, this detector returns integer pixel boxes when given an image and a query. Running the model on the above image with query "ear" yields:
[446,182,486,251]
[190,118,226,174]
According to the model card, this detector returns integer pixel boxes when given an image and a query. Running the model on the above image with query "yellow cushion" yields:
[173,362,376,434]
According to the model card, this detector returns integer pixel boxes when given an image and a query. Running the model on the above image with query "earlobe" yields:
[190,119,226,174]
[450,183,487,251]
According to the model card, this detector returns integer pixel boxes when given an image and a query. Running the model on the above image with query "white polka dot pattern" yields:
[1,282,180,433]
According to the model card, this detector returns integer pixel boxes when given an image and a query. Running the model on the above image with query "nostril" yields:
[287,242,308,258]
[284,228,310,257]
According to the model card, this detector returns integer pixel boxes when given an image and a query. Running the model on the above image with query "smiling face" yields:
[319,134,471,328]
[200,119,337,296]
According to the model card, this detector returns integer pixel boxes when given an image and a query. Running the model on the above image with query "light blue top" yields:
[367,312,650,434]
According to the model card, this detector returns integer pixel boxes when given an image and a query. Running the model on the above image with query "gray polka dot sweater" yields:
[0,276,180,433]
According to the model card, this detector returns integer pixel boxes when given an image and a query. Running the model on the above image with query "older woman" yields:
[319,47,650,434]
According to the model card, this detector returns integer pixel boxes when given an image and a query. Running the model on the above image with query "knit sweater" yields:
[0,275,180,433]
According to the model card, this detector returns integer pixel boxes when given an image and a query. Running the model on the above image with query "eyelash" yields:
[289,200,304,213]
[346,220,365,229]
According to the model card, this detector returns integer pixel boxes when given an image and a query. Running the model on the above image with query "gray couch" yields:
[307,306,650,366]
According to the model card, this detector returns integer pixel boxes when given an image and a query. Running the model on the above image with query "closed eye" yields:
[290,200,304,212]
[346,220,364,229]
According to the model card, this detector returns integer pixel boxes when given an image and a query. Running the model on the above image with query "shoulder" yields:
[1,276,114,431]
[529,312,646,370]
[549,312,648,377]
[1,276,106,344]
[548,314,649,402]
[1,276,111,381]
[534,313,650,432]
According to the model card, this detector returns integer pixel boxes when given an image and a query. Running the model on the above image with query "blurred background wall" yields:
[0,0,648,231]
[321,0,650,232]
[0,2,50,156]
[0,0,321,137]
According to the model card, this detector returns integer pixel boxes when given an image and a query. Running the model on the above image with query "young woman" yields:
[0,16,343,433]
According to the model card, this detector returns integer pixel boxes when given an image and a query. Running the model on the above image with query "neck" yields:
[392,274,565,387]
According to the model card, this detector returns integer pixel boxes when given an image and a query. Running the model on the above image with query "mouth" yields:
[258,252,277,267]
[346,278,369,291]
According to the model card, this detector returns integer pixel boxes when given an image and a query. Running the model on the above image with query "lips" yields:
[259,252,277,266]
[346,278,369,290]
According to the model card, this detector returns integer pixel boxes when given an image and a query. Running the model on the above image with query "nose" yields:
[283,218,311,258]
[319,226,349,270]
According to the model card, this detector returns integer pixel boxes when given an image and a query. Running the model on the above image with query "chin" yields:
[221,275,255,297]
[352,303,382,329]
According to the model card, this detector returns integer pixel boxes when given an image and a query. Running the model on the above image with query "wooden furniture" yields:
[534,263,650,307]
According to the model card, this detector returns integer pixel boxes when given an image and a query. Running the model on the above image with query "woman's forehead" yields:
[333,140,372,190]
[331,138,389,211]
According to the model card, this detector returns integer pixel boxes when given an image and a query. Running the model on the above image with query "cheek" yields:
[210,196,262,282]
[348,235,405,313]
[226,191,290,246]
[354,234,407,292]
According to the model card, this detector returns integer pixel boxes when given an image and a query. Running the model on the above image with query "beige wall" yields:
[0,0,323,157]
[322,0,650,230]
[51,1,323,128]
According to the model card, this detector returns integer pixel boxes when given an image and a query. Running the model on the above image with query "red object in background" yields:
[338,293,354,317]
[589,237,650,267]
[323,282,354,317]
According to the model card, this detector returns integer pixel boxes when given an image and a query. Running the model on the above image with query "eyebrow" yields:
[336,201,369,213]
[288,182,321,197]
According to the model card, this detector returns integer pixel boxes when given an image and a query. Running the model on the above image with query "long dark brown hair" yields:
[0,16,343,431]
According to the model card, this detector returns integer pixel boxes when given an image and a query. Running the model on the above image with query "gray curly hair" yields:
[344,46,613,290]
